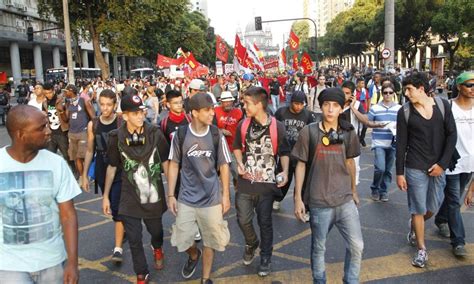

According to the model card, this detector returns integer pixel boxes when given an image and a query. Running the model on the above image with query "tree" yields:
[431,0,474,73]
[37,0,188,79]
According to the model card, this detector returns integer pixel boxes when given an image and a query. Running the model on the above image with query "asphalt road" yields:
[0,121,473,284]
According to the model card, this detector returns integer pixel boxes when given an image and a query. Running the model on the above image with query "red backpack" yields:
[240,117,278,156]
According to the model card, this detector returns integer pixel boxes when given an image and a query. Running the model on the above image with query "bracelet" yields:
[168,195,175,198]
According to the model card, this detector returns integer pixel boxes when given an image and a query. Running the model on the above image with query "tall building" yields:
[191,0,208,18]
[307,0,355,37]
[237,22,279,58]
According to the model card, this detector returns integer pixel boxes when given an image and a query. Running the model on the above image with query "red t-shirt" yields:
[214,106,243,151]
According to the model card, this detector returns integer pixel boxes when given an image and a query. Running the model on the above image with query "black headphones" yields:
[321,122,344,146]
[125,128,146,146]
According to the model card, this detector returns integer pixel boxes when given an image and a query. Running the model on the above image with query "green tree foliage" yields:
[431,0,474,72]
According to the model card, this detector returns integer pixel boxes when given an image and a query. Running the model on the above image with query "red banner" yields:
[234,34,248,66]
[253,43,264,62]
[156,54,183,68]
[215,35,228,63]
[185,52,200,70]
[300,52,313,74]
[264,60,279,70]
[0,71,7,84]
[292,53,299,70]
[288,30,300,51]
[280,48,286,65]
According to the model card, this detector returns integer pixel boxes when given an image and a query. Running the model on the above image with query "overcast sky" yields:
[207,0,304,47]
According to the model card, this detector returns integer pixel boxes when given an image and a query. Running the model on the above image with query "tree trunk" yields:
[404,50,413,68]
[86,6,110,79]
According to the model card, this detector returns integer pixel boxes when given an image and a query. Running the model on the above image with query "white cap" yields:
[220,91,234,102]
[189,79,204,90]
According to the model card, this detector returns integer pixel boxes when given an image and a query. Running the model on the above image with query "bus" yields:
[45,67,101,83]
[130,68,155,79]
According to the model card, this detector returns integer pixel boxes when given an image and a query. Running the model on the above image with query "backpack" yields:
[240,117,278,156]
[402,96,445,124]
[0,92,7,105]
[160,113,192,132]
[17,84,28,97]
[176,124,221,172]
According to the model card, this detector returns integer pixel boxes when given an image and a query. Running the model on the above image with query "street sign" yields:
[381,48,391,59]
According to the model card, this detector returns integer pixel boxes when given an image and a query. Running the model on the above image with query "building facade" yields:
[238,22,279,58]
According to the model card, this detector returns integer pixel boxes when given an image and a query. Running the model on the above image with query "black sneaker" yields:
[243,240,259,265]
[371,192,379,201]
[111,250,123,265]
[360,139,367,147]
[257,257,271,277]
[182,248,201,279]
[436,223,450,238]
[453,245,467,257]
[379,193,389,202]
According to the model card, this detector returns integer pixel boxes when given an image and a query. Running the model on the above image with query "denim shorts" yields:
[405,167,446,215]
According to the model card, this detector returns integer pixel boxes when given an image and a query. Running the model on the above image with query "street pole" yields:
[384,0,395,70]
[62,0,75,84]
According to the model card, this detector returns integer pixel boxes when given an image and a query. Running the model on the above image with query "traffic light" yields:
[255,17,262,31]
[207,26,214,41]
[27,27,33,42]
[310,36,317,53]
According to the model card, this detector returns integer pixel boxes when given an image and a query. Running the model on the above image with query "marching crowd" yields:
[0,65,473,284]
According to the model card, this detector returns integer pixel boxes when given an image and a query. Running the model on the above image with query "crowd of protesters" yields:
[0,62,473,284]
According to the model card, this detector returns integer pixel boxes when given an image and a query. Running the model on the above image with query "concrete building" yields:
[306,0,355,37]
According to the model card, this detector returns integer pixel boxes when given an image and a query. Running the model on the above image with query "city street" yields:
[0,125,473,283]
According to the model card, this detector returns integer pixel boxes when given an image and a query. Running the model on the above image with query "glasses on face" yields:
[462,83,474,88]
[383,91,394,95]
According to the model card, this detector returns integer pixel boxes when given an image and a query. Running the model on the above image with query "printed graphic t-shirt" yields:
[0,148,81,272]
[169,125,232,208]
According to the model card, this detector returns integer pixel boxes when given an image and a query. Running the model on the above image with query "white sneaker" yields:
[194,230,202,242]
[272,201,281,211]
[304,212,310,223]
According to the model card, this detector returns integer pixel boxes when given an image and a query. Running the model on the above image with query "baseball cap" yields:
[456,72,474,85]
[120,94,146,112]
[242,73,254,81]
[64,84,78,94]
[220,91,235,102]
[291,91,306,103]
[189,92,214,111]
[189,79,204,90]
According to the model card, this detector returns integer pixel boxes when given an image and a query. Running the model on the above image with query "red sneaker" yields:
[136,273,149,284]
[153,247,164,270]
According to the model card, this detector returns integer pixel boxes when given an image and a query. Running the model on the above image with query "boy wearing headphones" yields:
[104,94,170,284]
[292,88,363,284]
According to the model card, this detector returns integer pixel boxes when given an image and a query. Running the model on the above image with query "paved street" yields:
[0,125,473,283]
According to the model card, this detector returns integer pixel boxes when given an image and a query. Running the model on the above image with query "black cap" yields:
[189,92,214,111]
[120,94,146,112]
[318,87,345,108]
[291,91,306,103]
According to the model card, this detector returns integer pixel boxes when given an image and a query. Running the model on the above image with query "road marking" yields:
[79,256,135,283]
[75,206,111,219]
[79,219,112,231]
[201,243,474,284]
[75,196,103,205]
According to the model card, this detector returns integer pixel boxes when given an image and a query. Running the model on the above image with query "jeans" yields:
[271,94,280,113]
[370,147,395,195]
[309,201,364,284]
[0,263,63,284]
[235,192,274,258]
[285,92,292,106]
[405,167,446,215]
[47,130,70,161]
[435,173,472,247]
[121,215,164,275]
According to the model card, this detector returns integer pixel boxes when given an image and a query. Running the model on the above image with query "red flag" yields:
[288,30,300,51]
[300,52,313,74]
[185,52,200,70]
[280,48,286,65]
[292,53,299,70]
[253,43,264,62]
[156,54,183,67]
[263,59,279,70]
[215,35,228,63]
[234,35,248,66]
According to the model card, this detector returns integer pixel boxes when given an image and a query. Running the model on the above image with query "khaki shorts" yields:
[171,202,230,252]
[68,131,88,160]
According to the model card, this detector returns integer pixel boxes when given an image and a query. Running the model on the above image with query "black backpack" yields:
[17,85,28,97]
[0,92,8,105]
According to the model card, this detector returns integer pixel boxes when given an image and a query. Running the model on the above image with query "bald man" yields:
[0,105,81,284]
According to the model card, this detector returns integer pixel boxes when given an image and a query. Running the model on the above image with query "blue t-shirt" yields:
[367,102,401,148]
[0,148,81,272]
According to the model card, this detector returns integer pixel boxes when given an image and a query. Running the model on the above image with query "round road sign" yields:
[381,48,391,59]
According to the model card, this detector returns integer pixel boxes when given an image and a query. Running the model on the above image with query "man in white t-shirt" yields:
[434,71,474,257]
[28,82,47,110]
[0,105,81,284]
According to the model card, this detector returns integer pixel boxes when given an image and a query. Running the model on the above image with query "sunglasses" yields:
[461,83,474,88]
[383,91,394,95]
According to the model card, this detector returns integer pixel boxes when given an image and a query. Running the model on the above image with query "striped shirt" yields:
[368,102,401,148]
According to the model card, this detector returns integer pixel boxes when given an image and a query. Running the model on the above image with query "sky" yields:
[206,0,304,47]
